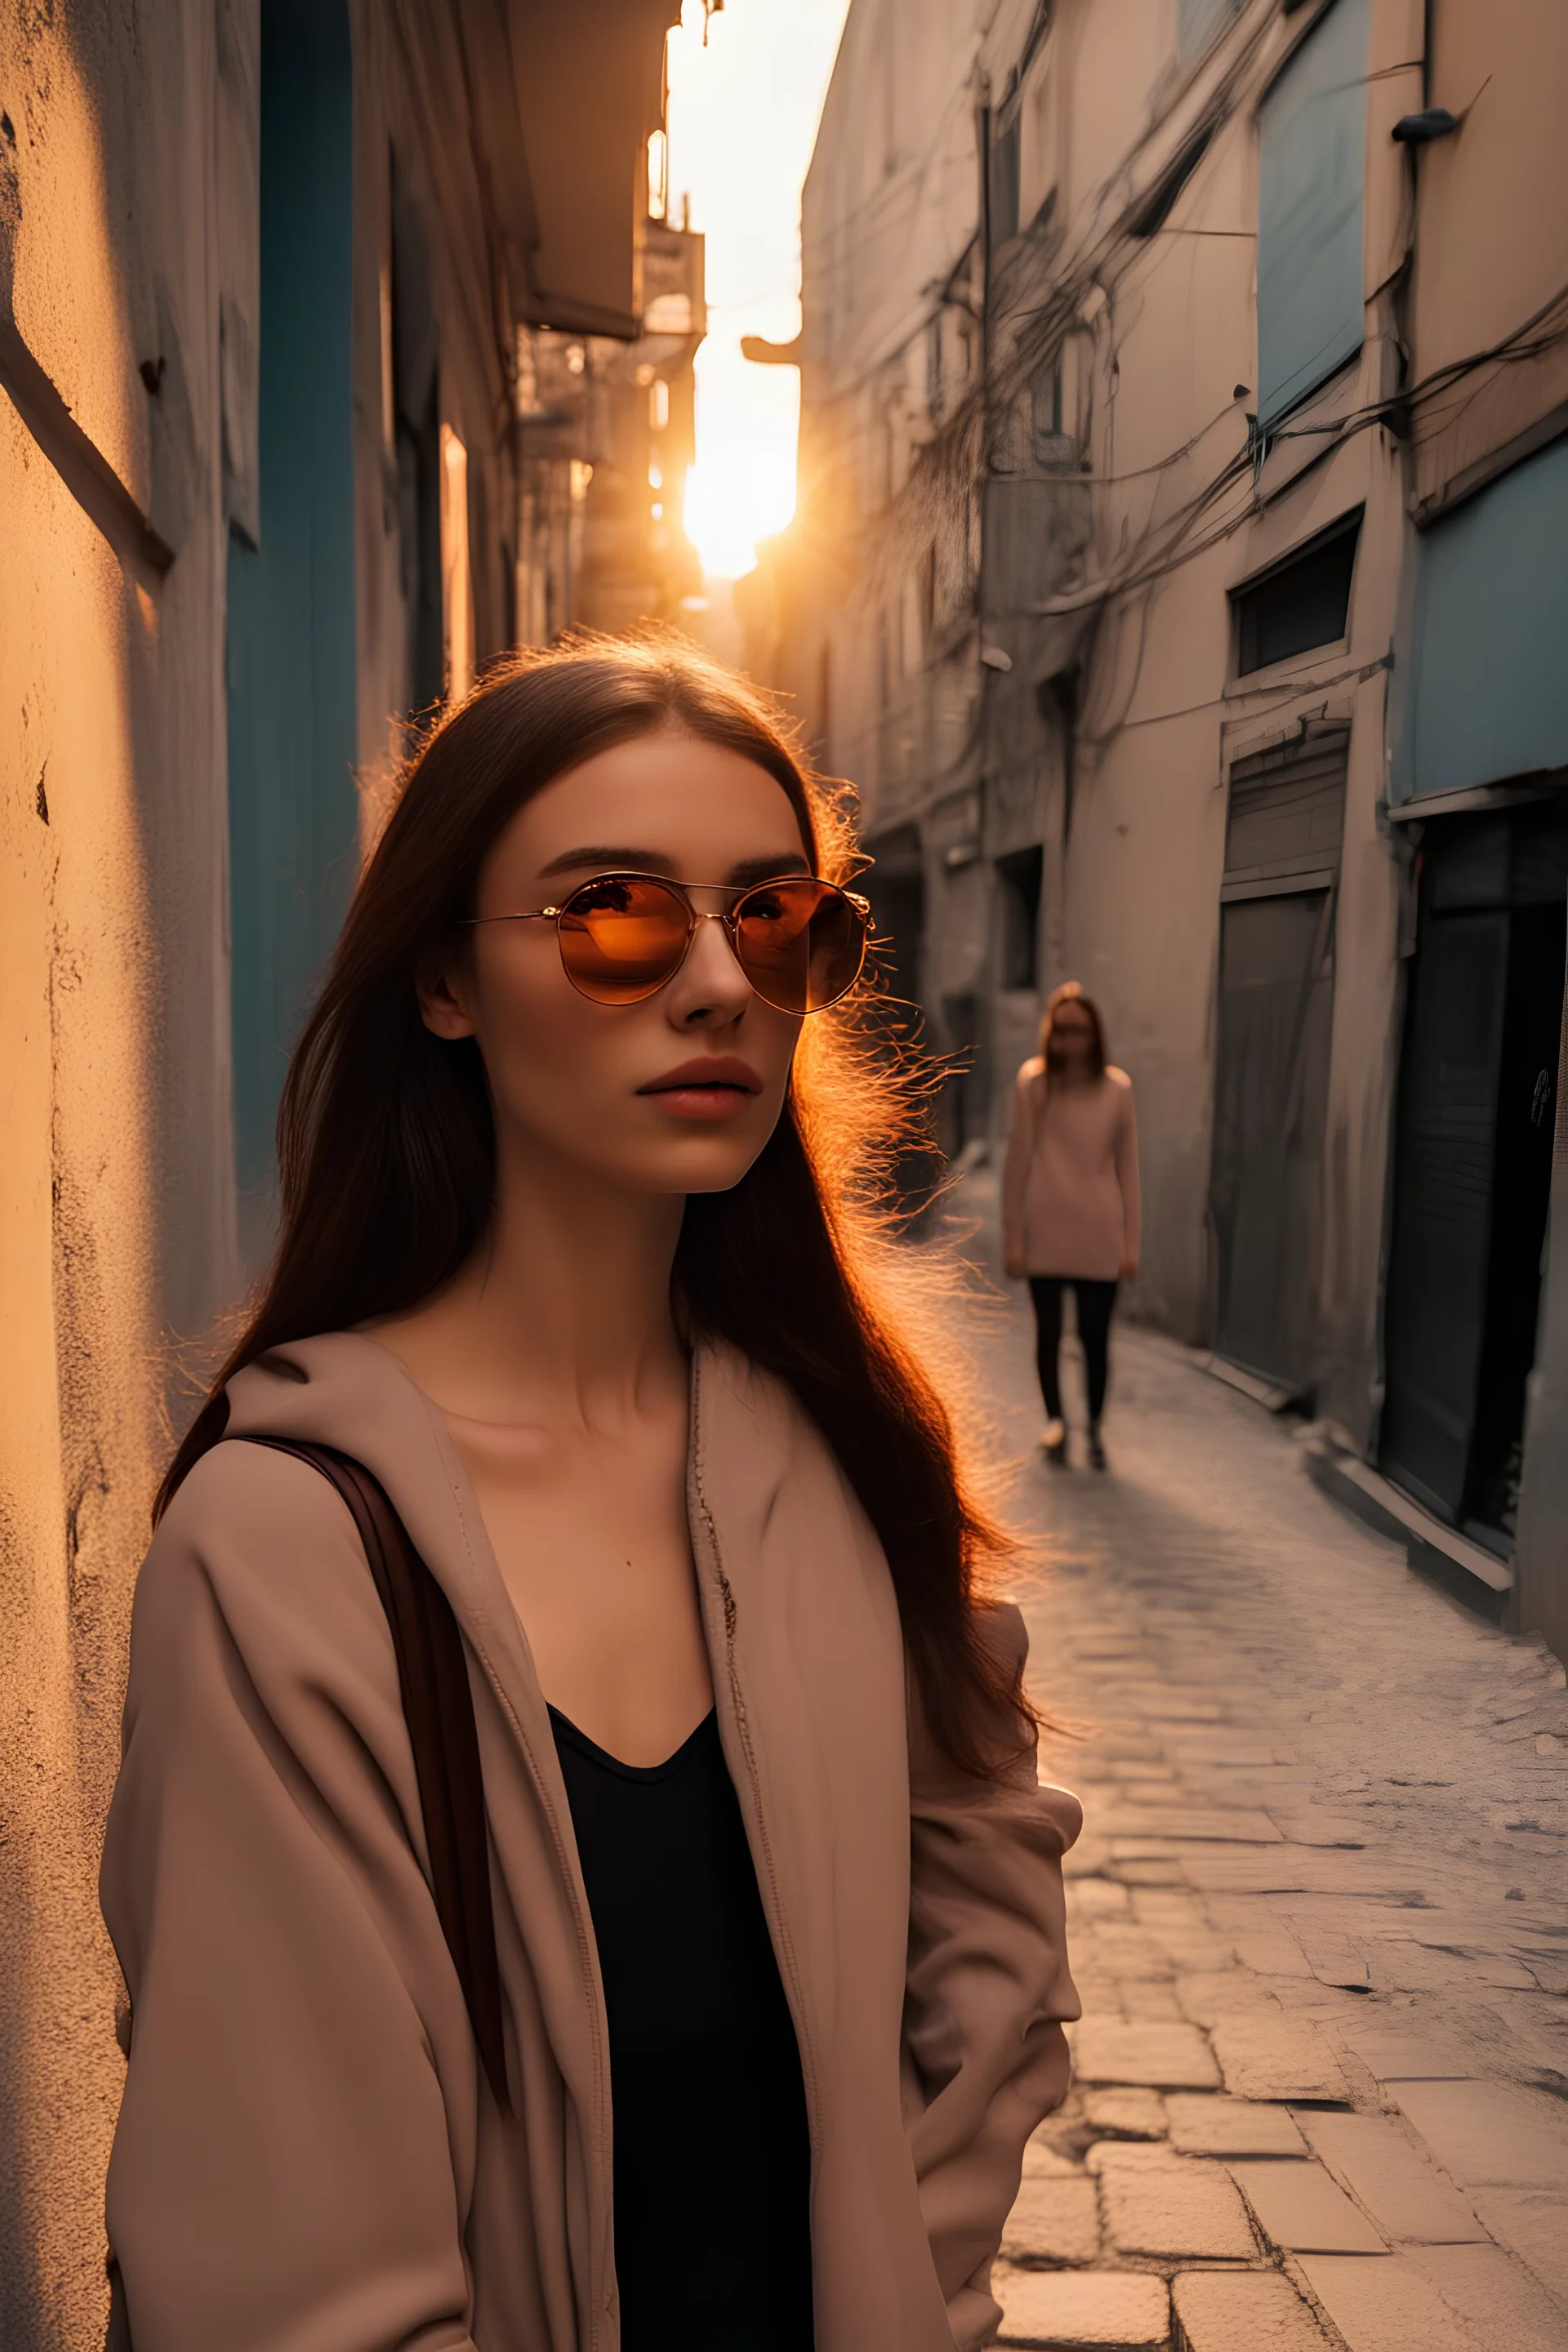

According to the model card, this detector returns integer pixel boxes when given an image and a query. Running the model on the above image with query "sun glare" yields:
[664,0,850,582]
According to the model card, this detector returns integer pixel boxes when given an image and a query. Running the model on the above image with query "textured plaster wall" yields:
[0,8,244,2344]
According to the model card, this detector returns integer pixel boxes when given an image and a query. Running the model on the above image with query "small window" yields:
[1232,514,1361,676]
[990,108,1022,246]
[995,845,1045,989]
[1031,364,1073,466]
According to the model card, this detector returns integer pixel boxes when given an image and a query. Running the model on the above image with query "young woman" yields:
[100,639,1080,2352]
[1002,982,1139,1470]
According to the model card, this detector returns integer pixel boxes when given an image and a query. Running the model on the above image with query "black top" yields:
[550,1705,814,2352]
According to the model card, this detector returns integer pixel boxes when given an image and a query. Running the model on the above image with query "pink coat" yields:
[100,1331,1081,2352]
[1002,1060,1140,1280]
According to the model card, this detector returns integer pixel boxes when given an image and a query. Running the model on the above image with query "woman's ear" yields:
[416,943,479,1040]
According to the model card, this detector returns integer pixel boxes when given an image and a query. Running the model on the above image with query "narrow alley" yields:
[7,2,1568,2346]
[956,1203,1568,2350]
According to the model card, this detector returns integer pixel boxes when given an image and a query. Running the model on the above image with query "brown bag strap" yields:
[238,1435,510,2112]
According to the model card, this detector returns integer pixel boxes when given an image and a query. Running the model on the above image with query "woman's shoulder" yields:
[158,1432,355,1544]
[1016,1054,1046,1087]
[139,1437,381,1654]
[1104,1064,1134,1095]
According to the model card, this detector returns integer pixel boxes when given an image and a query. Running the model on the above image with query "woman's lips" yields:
[638,1058,763,1121]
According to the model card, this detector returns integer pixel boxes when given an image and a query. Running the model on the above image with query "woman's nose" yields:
[669,911,752,1024]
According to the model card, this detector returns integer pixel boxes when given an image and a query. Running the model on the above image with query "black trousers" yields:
[1028,1276,1119,1425]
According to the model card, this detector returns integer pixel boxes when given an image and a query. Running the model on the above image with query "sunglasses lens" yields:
[558,876,692,1003]
[733,879,867,1013]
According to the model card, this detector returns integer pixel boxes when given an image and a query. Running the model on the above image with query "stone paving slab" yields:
[1175,1970,1271,2027]
[1164,2093,1307,2157]
[1083,2087,1167,2138]
[1114,1859,1190,1887]
[1092,1927,1180,1979]
[1390,2078,1568,2189]
[1290,1931,1379,1991]
[1169,2268,1330,2351]
[1297,2110,1486,2243]
[1226,1922,1316,1979]
[1001,2171,1100,2266]
[1208,2011,1349,2102]
[1330,2021,1471,2081]
[1071,2020,1220,2089]
[1468,2186,1568,2305]
[1296,2252,1480,2351]
[1072,1878,1134,1920]
[1228,2159,1387,2253]
[1406,2238,1568,2352]
[995,2267,1170,2349]
[1178,1850,1402,1896]
[1168,1737,1292,1767]
[1089,2143,1257,2260]
[1266,1809,1371,1847]
[1026,2132,1092,2179]
[1104,1807,1284,1843]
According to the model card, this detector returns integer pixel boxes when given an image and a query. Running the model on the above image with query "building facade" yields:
[750,0,1568,1659]
[0,2,677,2341]
[516,212,706,649]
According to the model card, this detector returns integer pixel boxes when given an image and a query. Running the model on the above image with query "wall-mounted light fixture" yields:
[1392,109,1458,144]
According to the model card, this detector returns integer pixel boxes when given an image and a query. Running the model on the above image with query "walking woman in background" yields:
[1003,982,1139,1470]
[100,638,1079,2352]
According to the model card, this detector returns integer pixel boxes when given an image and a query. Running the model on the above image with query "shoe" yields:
[1040,1419,1067,1464]
[1088,1425,1107,1472]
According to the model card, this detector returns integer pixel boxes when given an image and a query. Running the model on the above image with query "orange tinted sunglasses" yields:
[466,871,872,1015]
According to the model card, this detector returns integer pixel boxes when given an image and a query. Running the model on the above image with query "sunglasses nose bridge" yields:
[685,903,751,982]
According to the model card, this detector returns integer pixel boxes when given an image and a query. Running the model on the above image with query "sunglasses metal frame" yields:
[462,870,872,1014]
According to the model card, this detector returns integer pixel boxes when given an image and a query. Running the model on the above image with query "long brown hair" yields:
[161,635,1028,1778]
[1040,980,1107,1078]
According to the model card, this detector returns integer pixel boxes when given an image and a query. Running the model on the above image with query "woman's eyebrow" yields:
[532,847,814,884]
[727,851,813,884]
[535,846,676,879]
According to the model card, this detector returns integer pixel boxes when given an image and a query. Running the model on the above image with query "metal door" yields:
[1379,911,1510,1520]
[1210,886,1336,1390]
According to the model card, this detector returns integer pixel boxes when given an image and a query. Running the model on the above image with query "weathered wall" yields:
[774,0,1429,1412]
[0,7,243,2343]
[1408,0,1568,519]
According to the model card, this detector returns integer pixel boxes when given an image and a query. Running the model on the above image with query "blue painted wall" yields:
[225,0,358,1205]
[1256,0,1369,425]
[1392,433,1568,803]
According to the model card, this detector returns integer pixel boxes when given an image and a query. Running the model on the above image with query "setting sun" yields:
[664,0,850,581]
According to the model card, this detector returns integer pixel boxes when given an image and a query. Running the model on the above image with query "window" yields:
[995,845,1045,989]
[1393,434,1568,803]
[989,103,1022,247]
[927,314,943,425]
[1256,0,1370,423]
[1232,512,1360,675]
[439,425,474,702]
[1031,363,1074,466]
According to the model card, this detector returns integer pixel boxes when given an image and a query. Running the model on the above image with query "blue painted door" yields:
[225,0,358,1236]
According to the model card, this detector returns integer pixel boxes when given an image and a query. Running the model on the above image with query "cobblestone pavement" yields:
[957,1248,1568,2352]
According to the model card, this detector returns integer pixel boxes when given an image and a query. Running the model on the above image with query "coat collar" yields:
[221,1329,799,1682]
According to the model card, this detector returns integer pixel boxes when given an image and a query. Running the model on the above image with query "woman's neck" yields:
[374,1134,687,1429]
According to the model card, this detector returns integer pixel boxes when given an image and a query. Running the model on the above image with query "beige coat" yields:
[1002,1061,1140,1281]
[100,1332,1080,2352]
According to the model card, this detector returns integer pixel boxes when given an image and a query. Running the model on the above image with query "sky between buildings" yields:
[666,0,853,581]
